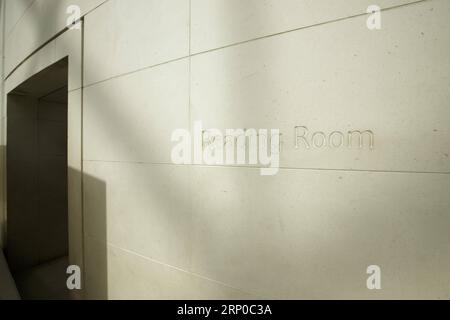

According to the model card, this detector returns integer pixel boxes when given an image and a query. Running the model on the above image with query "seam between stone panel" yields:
[82,160,450,176]
[5,0,36,37]
[86,234,262,299]
[190,0,430,55]
[4,0,111,81]
[80,16,86,295]
[83,55,191,89]
[82,0,430,89]
[188,0,191,134]
[187,0,193,276]
[84,0,110,18]
[1,0,6,248]
[4,27,67,81]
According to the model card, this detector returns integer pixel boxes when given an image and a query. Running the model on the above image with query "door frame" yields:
[2,25,85,297]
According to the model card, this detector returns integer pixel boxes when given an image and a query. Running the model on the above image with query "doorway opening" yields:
[6,58,70,299]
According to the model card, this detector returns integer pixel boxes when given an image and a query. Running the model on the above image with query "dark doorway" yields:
[6,58,70,299]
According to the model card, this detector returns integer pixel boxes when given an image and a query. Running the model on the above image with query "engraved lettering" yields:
[294,126,310,149]
[329,131,344,148]
[294,126,374,150]
[312,131,327,148]
[348,130,375,149]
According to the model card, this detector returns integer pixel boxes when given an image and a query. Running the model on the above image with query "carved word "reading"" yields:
[294,126,374,149]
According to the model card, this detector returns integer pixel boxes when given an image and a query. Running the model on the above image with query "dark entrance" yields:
[6,58,70,299]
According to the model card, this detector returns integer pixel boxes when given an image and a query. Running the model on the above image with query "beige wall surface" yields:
[4,0,106,77]
[1,0,450,299]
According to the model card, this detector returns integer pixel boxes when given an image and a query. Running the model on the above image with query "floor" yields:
[13,256,71,300]
[0,250,20,300]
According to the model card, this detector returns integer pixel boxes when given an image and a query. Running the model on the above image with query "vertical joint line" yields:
[80,16,86,293]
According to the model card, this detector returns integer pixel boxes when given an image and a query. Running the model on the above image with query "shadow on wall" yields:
[15,1,294,299]
[9,0,450,300]
[3,168,108,299]
[1,1,111,299]
[2,57,108,299]
[5,0,211,300]
[81,170,108,300]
